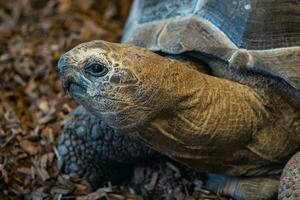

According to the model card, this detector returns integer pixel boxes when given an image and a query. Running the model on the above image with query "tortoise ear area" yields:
[109,68,138,84]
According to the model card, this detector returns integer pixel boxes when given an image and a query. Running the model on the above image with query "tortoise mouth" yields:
[69,82,87,97]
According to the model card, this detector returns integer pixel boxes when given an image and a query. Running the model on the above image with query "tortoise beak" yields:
[58,55,72,93]
[58,55,90,96]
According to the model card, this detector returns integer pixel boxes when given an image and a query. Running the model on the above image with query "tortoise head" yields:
[58,40,177,131]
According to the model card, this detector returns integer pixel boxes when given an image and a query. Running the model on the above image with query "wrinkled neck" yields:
[162,61,211,112]
[145,62,269,153]
[158,60,207,106]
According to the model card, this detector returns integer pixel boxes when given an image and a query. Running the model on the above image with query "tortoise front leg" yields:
[57,106,161,186]
[206,173,279,200]
[279,151,300,199]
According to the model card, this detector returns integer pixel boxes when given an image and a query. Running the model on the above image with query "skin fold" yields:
[58,40,300,200]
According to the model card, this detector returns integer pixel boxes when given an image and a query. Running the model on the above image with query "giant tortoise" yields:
[57,0,300,199]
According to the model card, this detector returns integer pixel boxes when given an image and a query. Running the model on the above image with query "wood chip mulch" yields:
[0,0,228,199]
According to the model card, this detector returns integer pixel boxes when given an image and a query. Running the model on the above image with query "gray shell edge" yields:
[122,8,300,89]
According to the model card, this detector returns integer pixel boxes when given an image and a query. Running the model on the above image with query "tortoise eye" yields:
[84,62,108,77]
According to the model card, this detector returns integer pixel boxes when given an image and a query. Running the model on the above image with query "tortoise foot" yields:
[206,173,279,200]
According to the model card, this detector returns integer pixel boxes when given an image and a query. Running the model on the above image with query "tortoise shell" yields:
[122,0,300,89]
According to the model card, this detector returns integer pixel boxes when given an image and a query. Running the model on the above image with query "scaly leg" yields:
[206,173,279,200]
[57,106,162,185]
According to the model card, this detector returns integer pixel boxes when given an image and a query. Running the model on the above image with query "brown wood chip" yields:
[19,140,41,155]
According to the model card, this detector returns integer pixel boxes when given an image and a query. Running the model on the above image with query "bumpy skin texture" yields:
[58,106,161,185]
[279,151,300,199]
[58,106,281,200]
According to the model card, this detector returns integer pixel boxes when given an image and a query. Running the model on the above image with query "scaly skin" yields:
[58,106,161,185]
[58,40,300,199]
[58,106,281,199]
